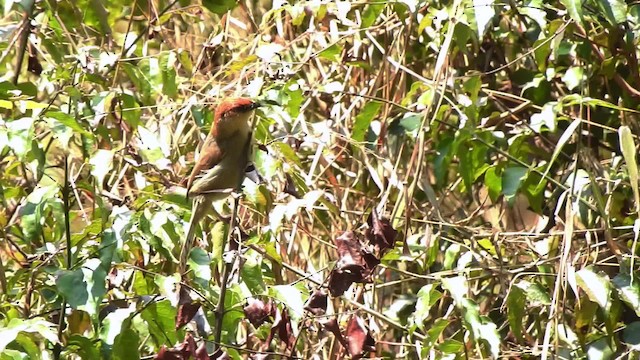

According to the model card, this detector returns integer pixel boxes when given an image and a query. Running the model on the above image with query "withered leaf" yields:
[244,298,274,327]
[195,342,210,360]
[320,317,348,350]
[365,208,398,253]
[155,333,197,360]
[327,268,363,297]
[269,306,294,349]
[328,232,382,296]
[176,301,201,329]
[335,231,363,268]
[155,346,182,360]
[304,290,328,315]
[346,315,376,359]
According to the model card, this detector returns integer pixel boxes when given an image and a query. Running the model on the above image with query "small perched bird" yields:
[180,97,261,273]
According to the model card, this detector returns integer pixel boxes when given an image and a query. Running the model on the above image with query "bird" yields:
[180,97,261,274]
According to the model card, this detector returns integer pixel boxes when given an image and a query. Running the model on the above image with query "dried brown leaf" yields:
[304,290,328,315]
[244,298,274,327]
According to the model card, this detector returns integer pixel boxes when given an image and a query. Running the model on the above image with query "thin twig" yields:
[12,1,35,85]
[212,193,241,351]
[53,155,74,360]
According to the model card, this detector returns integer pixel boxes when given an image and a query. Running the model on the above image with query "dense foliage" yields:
[1,0,640,358]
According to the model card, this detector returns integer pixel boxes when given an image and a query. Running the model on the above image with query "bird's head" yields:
[211,97,260,138]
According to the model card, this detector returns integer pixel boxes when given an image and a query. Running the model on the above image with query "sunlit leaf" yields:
[56,258,107,317]
[46,111,92,136]
[619,126,639,213]
[539,118,581,186]
[140,300,177,346]
[612,273,640,317]
[352,101,382,143]
[560,0,584,25]
[595,0,628,25]
[0,318,58,352]
[362,4,385,28]
[269,284,307,321]
[472,0,495,37]
[576,267,612,310]
[561,67,584,91]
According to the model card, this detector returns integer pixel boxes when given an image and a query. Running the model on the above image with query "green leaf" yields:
[67,335,100,359]
[90,149,114,190]
[434,137,455,186]
[575,295,599,329]
[202,0,236,14]
[118,93,141,129]
[502,167,528,203]
[352,101,382,143]
[443,243,461,270]
[623,322,640,350]
[561,67,584,91]
[424,318,449,350]
[210,221,226,274]
[576,266,612,310]
[533,38,552,72]
[506,285,526,340]
[19,184,58,241]
[318,43,342,63]
[539,118,580,185]
[362,4,385,28]
[100,307,136,346]
[160,51,177,97]
[398,113,422,133]
[112,328,140,360]
[269,284,307,321]
[585,337,614,360]
[560,0,584,25]
[241,254,266,295]
[45,111,92,136]
[437,339,464,353]
[442,276,468,304]
[189,247,212,288]
[619,126,639,213]
[0,318,58,352]
[413,284,441,331]
[56,258,107,317]
[595,0,628,25]
[472,0,495,37]
[140,300,177,346]
[6,117,34,159]
[463,76,482,103]
[121,62,151,103]
[517,281,552,306]
[484,166,502,201]
[612,273,640,316]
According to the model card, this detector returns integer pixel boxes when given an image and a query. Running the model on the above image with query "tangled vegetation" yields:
[1,0,640,358]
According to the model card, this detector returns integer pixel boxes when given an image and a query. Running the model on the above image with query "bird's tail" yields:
[180,196,206,274]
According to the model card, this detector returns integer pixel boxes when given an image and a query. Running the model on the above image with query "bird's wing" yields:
[187,135,224,195]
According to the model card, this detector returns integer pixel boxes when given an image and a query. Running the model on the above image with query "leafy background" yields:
[1,0,640,359]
